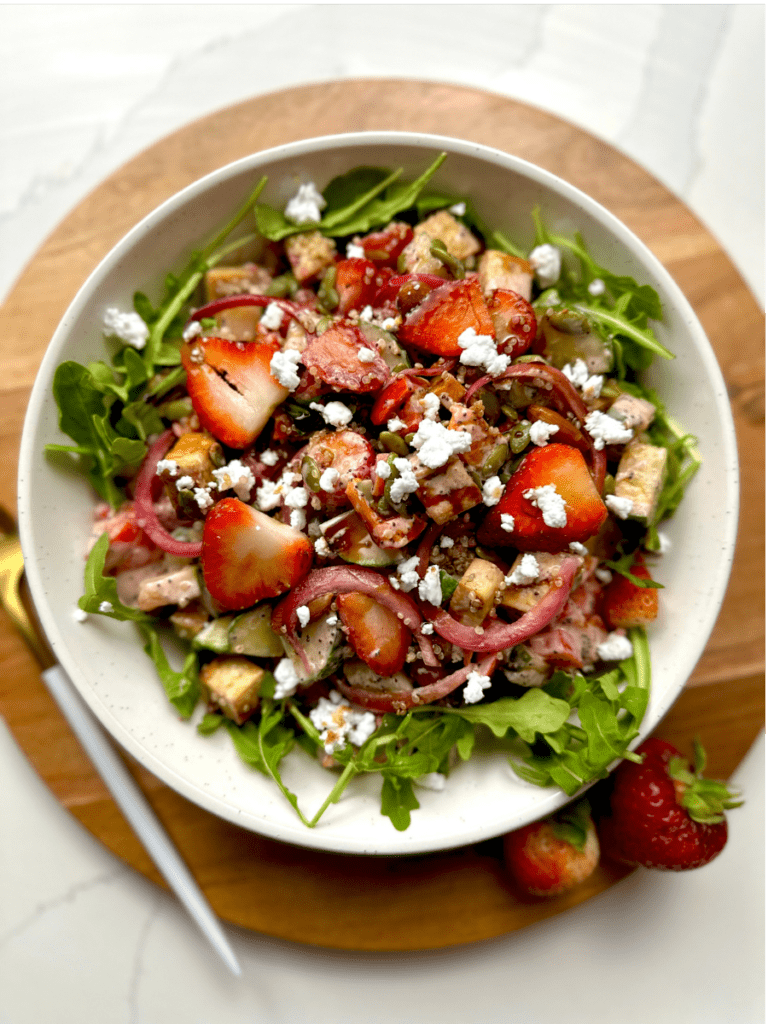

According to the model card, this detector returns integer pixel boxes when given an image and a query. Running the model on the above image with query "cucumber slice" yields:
[192,615,235,653]
[321,509,398,567]
[229,605,283,658]
[281,616,344,684]
[359,323,410,370]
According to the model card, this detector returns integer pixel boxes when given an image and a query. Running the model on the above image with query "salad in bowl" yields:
[22,135,730,854]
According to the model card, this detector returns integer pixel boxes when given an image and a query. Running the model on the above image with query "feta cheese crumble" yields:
[420,392,441,421]
[411,418,472,469]
[529,420,560,447]
[482,475,504,506]
[156,459,179,478]
[73,607,88,623]
[439,535,454,548]
[274,658,300,699]
[523,484,568,528]
[103,307,149,350]
[309,401,354,427]
[605,494,634,520]
[193,487,214,512]
[562,359,603,401]
[387,416,406,433]
[396,556,420,593]
[418,564,443,606]
[270,348,302,390]
[182,320,203,341]
[284,181,326,225]
[569,541,589,556]
[375,460,392,480]
[318,467,340,492]
[346,242,365,258]
[290,508,306,531]
[588,278,606,296]
[500,513,516,532]
[314,536,332,558]
[260,449,279,467]
[389,458,420,504]
[595,567,613,584]
[463,670,492,705]
[309,690,376,754]
[528,244,562,288]
[358,305,374,323]
[584,410,633,450]
[358,346,376,363]
[213,460,256,501]
[449,202,466,216]
[98,601,114,614]
[508,553,540,586]
[260,302,284,330]
[296,605,311,629]
[457,327,510,377]
[597,632,634,662]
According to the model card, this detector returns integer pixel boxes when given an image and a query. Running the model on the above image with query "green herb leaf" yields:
[78,534,152,622]
[380,774,420,831]
[139,623,200,718]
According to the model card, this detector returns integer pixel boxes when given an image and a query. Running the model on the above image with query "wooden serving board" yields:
[0,81,763,952]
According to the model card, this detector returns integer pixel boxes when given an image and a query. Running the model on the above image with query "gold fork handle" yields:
[0,577,53,668]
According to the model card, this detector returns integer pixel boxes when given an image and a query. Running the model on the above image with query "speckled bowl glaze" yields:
[18,133,738,855]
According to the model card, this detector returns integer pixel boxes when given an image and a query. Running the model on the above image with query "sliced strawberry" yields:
[601,554,659,629]
[488,289,537,358]
[370,374,422,426]
[334,258,380,315]
[478,444,607,552]
[201,498,314,611]
[301,323,390,394]
[526,404,590,452]
[345,479,427,549]
[336,591,410,675]
[358,221,413,266]
[181,337,289,449]
[398,277,495,357]
[303,429,376,510]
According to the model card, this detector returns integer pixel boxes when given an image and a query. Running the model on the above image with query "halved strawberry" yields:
[336,591,410,675]
[301,323,390,394]
[398,277,494,356]
[181,337,289,449]
[488,288,537,358]
[601,554,659,629]
[478,444,607,552]
[370,374,422,426]
[201,498,314,611]
[358,221,413,266]
[335,258,380,315]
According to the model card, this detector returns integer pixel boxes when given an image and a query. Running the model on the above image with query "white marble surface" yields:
[0,6,764,1022]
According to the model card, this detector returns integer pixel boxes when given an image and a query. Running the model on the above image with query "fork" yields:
[0,511,242,976]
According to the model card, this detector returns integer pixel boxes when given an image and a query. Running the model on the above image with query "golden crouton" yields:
[477,250,534,300]
[449,557,506,627]
[284,231,337,282]
[200,656,265,724]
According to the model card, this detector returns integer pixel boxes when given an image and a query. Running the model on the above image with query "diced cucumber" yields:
[321,509,398,567]
[280,616,345,684]
[359,323,411,370]
[192,615,235,653]
[229,605,284,658]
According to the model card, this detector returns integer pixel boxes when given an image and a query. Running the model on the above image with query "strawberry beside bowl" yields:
[17,133,738,855]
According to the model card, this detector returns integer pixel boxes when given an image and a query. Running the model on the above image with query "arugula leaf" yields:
[254,153,447,242]
[139,623,200,718]
[604,552,665,589]
[78,534,152,621]
[440,689,571,743]
[197,713,225,735]
[380,774,420,832]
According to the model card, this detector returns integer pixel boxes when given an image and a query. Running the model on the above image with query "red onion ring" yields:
[465,363,606,490]
[134,430,204,558]
[335,652,499,713]
[418,555,581,654]
[271,565,439,673]
[186,294,305,329]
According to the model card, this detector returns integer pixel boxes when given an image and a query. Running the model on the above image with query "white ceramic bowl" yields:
[18,132,738,855]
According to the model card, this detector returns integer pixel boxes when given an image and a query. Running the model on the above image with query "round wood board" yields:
[0,81,763,951]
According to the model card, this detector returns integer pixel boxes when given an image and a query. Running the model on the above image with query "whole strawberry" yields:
[504,799,600,897]
[600,737,742,871]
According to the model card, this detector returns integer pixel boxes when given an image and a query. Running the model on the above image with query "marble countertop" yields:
[1,7,764,1023]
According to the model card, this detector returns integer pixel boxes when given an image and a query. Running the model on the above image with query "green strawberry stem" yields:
[668,737,744,824]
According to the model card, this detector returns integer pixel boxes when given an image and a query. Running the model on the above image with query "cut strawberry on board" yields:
[398,277,494,356]
[201,497,314,610]
[478,443,607,552]
[336,591,411,675]
[181,336,289,449]
[503,800,600,897]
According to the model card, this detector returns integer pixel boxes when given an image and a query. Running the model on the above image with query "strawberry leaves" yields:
[668,738,744,824]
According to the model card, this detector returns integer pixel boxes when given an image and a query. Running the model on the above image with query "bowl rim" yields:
[18,130,740,854]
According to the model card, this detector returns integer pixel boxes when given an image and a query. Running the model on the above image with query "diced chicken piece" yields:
[477,250,534,301]
[415,210,482,260]
[614,441,668,524]
[609,393,657,435]
[137,565,201,612]
[162,432,223,488]
[399,230,450,276]
[204,263,272,302]
[413,456,483,524]
[200,655,265,724]
[169,602,210,640]
[449,557,506,627]
[447,400,503,468]
[499,552,583,614]
[425,371,467,410]
[284,231,337,283]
